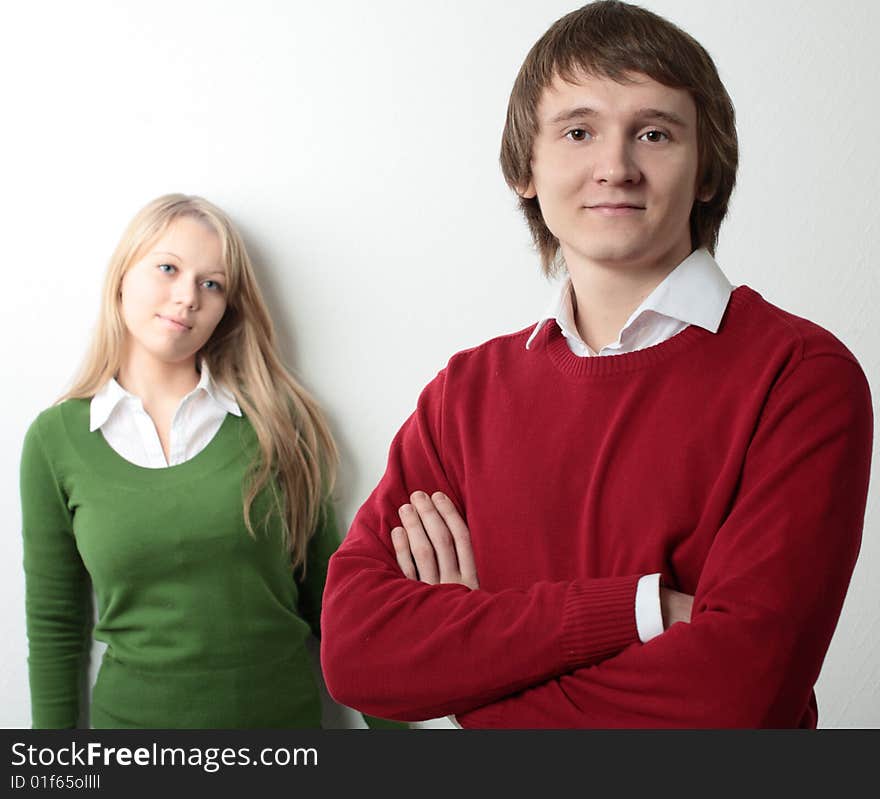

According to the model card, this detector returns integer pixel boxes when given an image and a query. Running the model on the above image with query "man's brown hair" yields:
[500,0,738,276]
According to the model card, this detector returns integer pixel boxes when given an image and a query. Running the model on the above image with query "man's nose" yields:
[592,136,641,185]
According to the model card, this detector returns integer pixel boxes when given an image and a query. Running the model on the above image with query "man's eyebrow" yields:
[547,106,688,128]
[635,108,688,128]
[548,106,599,125]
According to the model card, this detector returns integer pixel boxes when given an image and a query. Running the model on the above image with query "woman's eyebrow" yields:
[150,251,224,274]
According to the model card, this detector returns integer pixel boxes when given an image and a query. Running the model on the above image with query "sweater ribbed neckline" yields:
[56,398,244,485]
[541,284,757,378]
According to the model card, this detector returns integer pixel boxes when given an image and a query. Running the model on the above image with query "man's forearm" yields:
[321,370,649,720]
[321,526,643,720]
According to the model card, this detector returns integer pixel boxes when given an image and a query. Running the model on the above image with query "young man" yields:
[320,1,873,727]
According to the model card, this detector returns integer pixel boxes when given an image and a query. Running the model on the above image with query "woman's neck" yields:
[116,350,201,408]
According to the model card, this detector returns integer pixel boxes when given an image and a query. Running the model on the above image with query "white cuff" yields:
[635,573,664,643]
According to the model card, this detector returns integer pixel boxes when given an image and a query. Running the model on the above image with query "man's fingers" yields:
[394,491,479,590]
[390,526,418,581]
[660,587,695,628]
[410,491,460,583]
[398,502,440,584]
[432,492,480,589]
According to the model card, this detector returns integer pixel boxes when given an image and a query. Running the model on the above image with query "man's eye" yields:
[158,263,176,274]
[566,128,590,142]
[639,129,669,143]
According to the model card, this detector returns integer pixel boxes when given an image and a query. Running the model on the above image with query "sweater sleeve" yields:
[457,354,873,728]
[20,415,93,729]
[320,369,642,722]
[296,500,409,729]
[295,500,342,642]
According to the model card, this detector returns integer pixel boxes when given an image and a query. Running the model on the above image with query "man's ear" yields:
[518,178,537,199]
[695,170,717,204]
[696,184,715,203]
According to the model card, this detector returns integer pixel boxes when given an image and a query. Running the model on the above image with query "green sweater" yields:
[21,398,392,729]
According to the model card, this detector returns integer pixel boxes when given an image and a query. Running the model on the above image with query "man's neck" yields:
[566,246,692,353]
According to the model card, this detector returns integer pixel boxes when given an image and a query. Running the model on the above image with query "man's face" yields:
[523,71,708,275]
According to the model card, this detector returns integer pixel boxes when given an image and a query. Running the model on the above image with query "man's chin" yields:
[564,241,652,270]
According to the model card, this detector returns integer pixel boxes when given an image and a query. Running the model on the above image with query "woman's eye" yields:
[158,263,176,274]
[566,128,590,142]
[202,280,223,291]
[640,129,669,143]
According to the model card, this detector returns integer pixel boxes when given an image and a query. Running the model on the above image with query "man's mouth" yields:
[586,203,645,216]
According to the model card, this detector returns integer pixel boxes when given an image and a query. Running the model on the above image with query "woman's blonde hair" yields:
[63,193,338,572]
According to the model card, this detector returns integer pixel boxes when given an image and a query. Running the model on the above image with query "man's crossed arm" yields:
[391,490,694,628]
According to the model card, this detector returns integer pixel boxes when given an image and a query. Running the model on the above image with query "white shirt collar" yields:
[194,361,242,417]
[525,248,732,351]
[90,360,241,431]
[89,378,131,432]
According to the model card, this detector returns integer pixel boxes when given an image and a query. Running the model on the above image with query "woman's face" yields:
[119,216,228,370]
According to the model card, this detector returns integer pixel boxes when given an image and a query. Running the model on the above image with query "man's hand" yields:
[391,491,480,589]
[660,587,694,628]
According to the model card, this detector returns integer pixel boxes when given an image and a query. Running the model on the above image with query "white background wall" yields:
[1,0,877,728]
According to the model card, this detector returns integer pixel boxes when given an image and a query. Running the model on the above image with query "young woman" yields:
[21,193,362,728]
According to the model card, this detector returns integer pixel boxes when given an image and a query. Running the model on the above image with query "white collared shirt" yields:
[526,247,733,356]
[527,248,734,643]
[90,361,242,468]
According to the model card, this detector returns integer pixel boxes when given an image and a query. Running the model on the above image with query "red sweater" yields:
[320,286,873,727]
